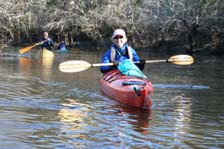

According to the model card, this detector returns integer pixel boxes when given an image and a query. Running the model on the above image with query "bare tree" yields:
[0,0,223,52]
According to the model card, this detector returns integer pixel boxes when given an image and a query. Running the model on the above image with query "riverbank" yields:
[2,33,224,56]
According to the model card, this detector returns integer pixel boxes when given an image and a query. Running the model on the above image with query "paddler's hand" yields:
[140,59,145,65]
[113,61,119,66]
[38,40,46,45]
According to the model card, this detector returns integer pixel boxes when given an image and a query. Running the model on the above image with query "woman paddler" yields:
[100,29,145,73]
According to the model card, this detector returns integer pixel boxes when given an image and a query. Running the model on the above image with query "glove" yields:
[140,59,145,65]
[113,61,119,66]
[39,41,44,45]
[137,59,145,71]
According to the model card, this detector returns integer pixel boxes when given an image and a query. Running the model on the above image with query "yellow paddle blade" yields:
[19,42,42,54]
[59,60,92,73]
[168,55,194,65]
[19,44,36,54]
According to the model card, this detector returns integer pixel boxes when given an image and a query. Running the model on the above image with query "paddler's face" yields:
[113,35,126,48]
[44,33,48,39]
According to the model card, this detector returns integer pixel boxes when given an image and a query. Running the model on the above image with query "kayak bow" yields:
[100,70,153,110]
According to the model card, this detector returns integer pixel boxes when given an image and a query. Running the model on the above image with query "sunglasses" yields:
[114,36,123,39]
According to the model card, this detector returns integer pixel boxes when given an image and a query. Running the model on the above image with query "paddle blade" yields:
[59,60,91,73]
[168,55,194,65]
[19,41,43,54]
[19,45,35,54]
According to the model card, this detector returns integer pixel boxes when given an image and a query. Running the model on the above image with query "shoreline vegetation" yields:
[0,0,224,55]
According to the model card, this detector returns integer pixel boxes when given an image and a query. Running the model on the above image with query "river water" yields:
[0,48,223,149]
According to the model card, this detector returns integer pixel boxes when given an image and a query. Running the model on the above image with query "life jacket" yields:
[41,38,53,50]
[110,46,133,62]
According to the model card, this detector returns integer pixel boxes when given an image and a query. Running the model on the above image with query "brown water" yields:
[0,48,223,148]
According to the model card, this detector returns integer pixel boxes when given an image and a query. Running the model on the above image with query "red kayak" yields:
[100,70,153,110]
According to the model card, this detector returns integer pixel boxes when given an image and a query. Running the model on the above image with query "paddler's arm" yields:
[47,38,54,50]
[131,47,145,71]
[100,49,116,73]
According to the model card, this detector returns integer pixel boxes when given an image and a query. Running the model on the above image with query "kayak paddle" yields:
[59,54,194,73]
[19,41,43,54]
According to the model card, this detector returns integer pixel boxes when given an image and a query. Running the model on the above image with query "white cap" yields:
[112,29,126,38]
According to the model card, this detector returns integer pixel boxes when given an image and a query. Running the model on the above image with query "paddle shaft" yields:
[92,58,187,66]
[92,63,114,67]
[92,60,167,67]
[145,60,167,63]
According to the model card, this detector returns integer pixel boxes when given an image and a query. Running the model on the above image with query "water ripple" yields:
[153,84,210,89]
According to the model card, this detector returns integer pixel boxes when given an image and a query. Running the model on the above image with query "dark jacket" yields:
[58,42,67,49]
[40,38,54,50]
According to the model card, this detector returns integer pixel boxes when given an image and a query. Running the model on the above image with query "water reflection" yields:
[40,49,55,80]
[58,99,91,127]
[171,95,192,140]
[112,104,152,135]
[18,51,55,80]
[58,97,152,140]
[19,57,33,75]
[57,98,94,148]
